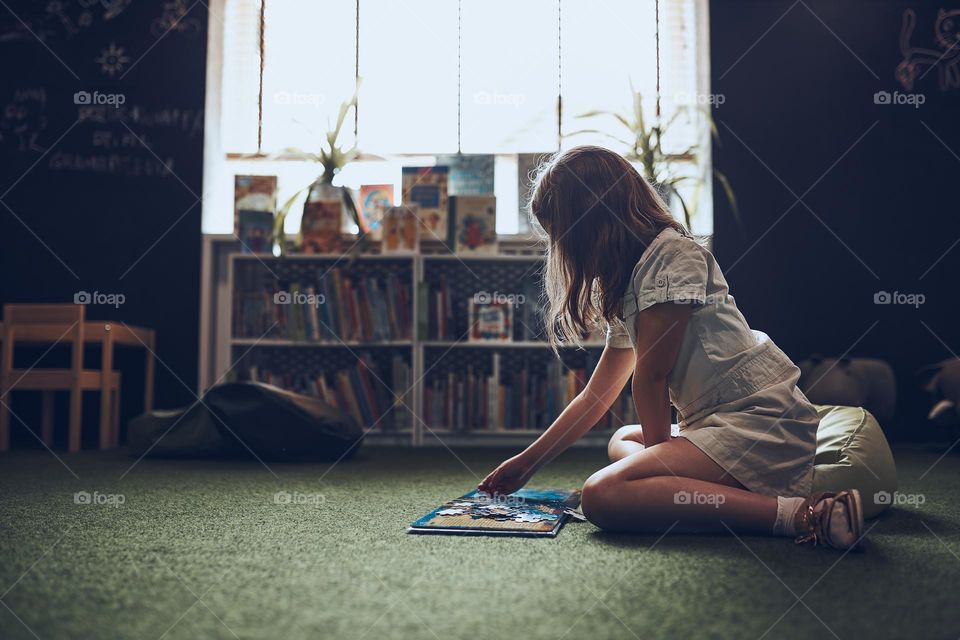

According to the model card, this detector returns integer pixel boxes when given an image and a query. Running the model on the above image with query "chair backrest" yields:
[1,304,86,376]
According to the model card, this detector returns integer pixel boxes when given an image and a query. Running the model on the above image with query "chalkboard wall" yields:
[711,1,960,439]
[0,1,207,414]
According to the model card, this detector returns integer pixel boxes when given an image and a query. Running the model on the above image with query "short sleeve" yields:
[605,317,632,349]
[623,235,709,319]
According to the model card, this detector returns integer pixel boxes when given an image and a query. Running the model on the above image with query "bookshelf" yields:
[222,239,635,447]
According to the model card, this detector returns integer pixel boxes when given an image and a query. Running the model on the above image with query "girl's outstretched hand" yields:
[478,454,535,496]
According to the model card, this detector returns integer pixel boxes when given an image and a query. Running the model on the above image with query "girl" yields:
[479,146,864,551]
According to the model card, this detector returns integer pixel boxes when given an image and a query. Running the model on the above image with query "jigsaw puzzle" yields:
[408,488,583,537]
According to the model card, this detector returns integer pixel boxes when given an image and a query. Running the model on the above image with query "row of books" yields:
[244,355,412,431]
[234,269,412,342]
[422,354,637,431]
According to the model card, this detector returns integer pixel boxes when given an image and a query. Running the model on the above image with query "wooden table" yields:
[0,321,155,447]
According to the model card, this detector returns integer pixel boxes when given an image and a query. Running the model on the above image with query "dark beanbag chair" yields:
[128,382,362,461]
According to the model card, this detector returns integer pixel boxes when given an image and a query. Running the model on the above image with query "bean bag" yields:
[811,404,897,518]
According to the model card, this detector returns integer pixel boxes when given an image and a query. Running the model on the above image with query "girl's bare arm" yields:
[630,303,693,447]
[479,344,634,494]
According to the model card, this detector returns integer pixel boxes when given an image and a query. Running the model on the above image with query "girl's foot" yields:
[794,490,865,551]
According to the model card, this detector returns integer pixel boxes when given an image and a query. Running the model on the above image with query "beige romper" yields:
[606,228,819,496]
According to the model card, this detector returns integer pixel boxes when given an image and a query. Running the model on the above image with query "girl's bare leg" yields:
[607,424,646,462]
[583,437,778,534]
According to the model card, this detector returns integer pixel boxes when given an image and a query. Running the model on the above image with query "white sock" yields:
[772,496,807,536]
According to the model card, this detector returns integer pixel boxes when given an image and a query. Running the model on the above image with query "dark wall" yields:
[0,2,207,411]
[710,1,960,439]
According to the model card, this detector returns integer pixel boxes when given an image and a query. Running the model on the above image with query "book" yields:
[381,204,419,254]
[468,298,513,343]
[408,488,582,537]
[451,195,497,254]
[437,154,495,195]
[232,267,412,343]
[234,175,277,230]
[301,183,343,254]
[237,210,274,254]
[517,154,551,234]
[359,184,394,240]
[402,166,449,242]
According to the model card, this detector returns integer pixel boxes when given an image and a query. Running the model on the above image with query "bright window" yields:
[204,0,711,236]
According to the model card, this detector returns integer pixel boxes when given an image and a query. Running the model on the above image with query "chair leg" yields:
[0,394,9,452]
[111,387,120,448]
[68,386,82,453]
[99,386,112,451]
[41,391,55,447]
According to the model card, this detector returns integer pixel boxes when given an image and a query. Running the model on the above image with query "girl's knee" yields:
[607,424,645,462]
[581,470,622,530]
[610,424,644,445]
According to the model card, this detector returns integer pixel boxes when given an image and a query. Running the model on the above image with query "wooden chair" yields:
[0,304,121,453]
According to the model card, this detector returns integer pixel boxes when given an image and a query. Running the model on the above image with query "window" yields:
[204,0,711,236]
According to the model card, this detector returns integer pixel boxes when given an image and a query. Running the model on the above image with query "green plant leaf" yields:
[713,169,740,224]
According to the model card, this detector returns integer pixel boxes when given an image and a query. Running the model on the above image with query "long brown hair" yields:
[529,145,688,349]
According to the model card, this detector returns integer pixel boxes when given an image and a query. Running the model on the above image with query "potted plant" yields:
[273,83,365,255]
[567,84,737,231]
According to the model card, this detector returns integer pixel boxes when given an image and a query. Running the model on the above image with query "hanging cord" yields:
[257,0,265,153]
[354,0,360,138]
[654,0,661,120]
[456,0,462,154]
[556,0,562,150]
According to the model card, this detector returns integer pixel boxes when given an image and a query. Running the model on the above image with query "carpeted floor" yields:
[1,444,958,639]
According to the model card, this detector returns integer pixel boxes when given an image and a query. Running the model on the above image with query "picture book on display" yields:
[234,175,277,253]
[451,195,497,254]
[409,488,583,537]
[359,184,394,240]
[437,154,495,195]
[381,205,419,254]
[517,154,551,234]
[468,297,513,342]
[402,166,448,242]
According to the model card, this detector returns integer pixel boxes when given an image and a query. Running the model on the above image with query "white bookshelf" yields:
[213,239,618,447]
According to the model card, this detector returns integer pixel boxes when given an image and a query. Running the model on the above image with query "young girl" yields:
[479,146,865,551]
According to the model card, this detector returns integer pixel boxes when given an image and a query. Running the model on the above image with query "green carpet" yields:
[1,444,958,639]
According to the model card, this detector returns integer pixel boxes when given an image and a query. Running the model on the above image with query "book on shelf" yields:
[402,166,449,242]
[423,353,634,432]
[359,184,394,240]
[517,154,551,234]
[381,204,419,254]
[233,267,412,342]
[245,353,411,431]
[237,210,274,254]
[451,195,497,255]
[234,175,277,251]
[468,297,513,343]
[437,154,495,195]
